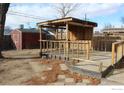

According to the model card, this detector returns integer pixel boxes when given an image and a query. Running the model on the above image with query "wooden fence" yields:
[92,36,121,51]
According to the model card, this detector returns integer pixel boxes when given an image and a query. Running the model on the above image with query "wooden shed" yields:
[37,17,97,60]
[38,17,97,41]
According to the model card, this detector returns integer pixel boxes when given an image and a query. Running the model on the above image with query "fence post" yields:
[122,43,124,57]
[72,42,74,58]
[86,41,90,60]
[112,43,115,65]
[99,62,103,73]
[77,41,79,58]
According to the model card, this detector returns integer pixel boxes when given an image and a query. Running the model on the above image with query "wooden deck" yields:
[42,50,112,77]
[73,51,112,73]
[40,40,124,78]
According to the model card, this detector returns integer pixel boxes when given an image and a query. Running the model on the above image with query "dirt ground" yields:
[0,49,100,85]
[0,49,42,85]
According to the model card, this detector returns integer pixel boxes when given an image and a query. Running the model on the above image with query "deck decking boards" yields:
[42,49,112,77]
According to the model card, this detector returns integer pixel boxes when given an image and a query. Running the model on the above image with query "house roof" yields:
[102,28,124,33]
[17,28,53,36]
[18,28,39,33]
[37,17,97,28]
[4,29,12,35]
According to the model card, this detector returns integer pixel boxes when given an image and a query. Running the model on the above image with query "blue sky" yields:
[6,3,124,31]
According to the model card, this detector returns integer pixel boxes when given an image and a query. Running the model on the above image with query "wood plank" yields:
[65,62,101,79]
[68,22,94,27]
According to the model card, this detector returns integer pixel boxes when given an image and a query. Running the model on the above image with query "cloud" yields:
[72,3,122,18]
[6,3,55,28]
[5,3,123,29]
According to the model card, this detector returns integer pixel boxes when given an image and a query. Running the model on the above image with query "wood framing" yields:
[111,41,124,65]
[37,17,97,60]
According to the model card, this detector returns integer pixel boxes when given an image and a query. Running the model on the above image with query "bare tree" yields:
[54,3,79,18]
[0,3,10,58]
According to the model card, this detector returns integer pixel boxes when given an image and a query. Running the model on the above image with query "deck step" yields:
[65,61,102,79]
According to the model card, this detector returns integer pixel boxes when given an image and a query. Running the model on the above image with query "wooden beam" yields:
[38,17,72,25]
[66,23,69,58]
[112,43,115,65]
[55,28,58,39]
[86,41,90,60]
[61,29,63,39]
[40,25,65,29]
[68,22,94,27]
[66,23,69,41]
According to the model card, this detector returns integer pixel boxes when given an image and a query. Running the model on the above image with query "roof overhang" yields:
[37,17,97,28]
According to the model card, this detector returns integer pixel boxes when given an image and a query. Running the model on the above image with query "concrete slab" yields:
[100,79,123,85]
[76,82,87,85]
[82,79,91,84]
[58,75,66,80]
[107,69,124,84]
[29,62,46,75]
[65,78,75,85]
[46,65,52,71]
[60,64,68,71]
[72,51,112,73]
[52,82,65,85]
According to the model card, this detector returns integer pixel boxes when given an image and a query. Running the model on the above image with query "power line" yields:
[8,12,44,20]
[9,10,45,19]
[7,10,48,20]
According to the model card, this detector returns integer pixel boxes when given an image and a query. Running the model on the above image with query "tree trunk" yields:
[0,3,10,58]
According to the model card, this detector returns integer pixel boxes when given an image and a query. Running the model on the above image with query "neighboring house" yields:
[93,31,104,36]
[11,28,54,50]
[102,28,124,37]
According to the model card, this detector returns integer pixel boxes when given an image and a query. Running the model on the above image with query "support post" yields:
[56,28,58,40]
[77,41,79,58]
[86,41,90,60]
[66,23,69,59]
[39,26,42,57]
[112,43,115,65]
[99,62,103,73]
[61,29,63,40]
[122,43,123,57]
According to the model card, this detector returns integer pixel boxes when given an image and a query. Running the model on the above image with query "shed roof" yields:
[37,17,97,28]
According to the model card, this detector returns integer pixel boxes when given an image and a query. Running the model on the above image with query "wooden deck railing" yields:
[39,40,91,60]
[112,40,124,65]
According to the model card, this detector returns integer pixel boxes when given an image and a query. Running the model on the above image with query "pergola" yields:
[37,17,97,60]
[36,17,124,78]
[37,17,97,40]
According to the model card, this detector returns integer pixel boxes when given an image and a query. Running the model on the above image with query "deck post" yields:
[86,41,90,60]
[99,62,103,73]
[122,43,124,57]
[77,41,79,58]
[55,28,58,40]
[39,26,42,57]
[61,29,63,39]
[66,23,69,59]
